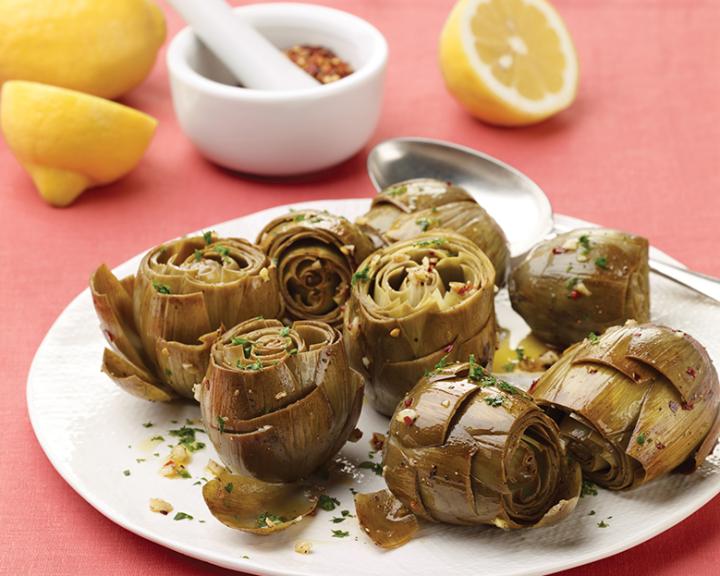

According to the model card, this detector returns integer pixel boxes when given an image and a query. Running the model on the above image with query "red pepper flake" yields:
[681,401,695,411]
[370,432,385,452]
[568,290,581,300]
[456,282,474,296]
[552,247,566,255]
[403,397,413,408]
[668,400,679,413]
[285,45,353,84]
[103,329,115,343]
[443,343,454,354]
[528,379,539,394]
[655,441,666,450]
[403,415,414,426]
[686,367,697,379]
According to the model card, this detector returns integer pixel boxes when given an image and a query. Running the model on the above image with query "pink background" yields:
[1,0,719,574]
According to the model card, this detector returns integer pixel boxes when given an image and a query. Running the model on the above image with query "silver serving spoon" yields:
[367,137,720,302]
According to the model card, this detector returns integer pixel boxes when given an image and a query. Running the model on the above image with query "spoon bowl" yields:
[367,137,553,258]
[367,137,720,301]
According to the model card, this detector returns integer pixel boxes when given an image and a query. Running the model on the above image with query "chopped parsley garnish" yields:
[142,421,153,428]
[231,337,253,358]
[224,483,234,493]
[415,217,434,232]
[357,461,383,476]
[169,426,206,452]
[581,480,598,497]
[331,530,350,538]
[484,396,503,407]
[497,381,520,395]
[217,416,226,434]
[178,468,192,479]
[203,231,213,245]
[293,213,306,222]
[413,237,446,248]
[214,245,230,257]
[578,234,592,254]
[468,354,485,381]
[288,348,298,356]
[351,266,370,285]
[318,495,340,511]
[636,433,646,445]
[244,359,263,371]
[503,362,516,373]
[385,184,407,197]
[588,510,596,516]
[515,347,525,361]
[565,277,579,290]
[597,520,609,528]
[150,435,164,442]
[256,512,285,528]
[595,256,608,269]
[122,469,131,477]
[152,281,171,294]
[279,326,290,337]
[136,458,146,463]
[332,510,354,523]
[587,332,600,344]
[174,512,193,521]
[194,249,203,262]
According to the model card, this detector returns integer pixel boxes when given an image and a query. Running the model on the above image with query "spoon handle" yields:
[168,0,319,90]
[650,259,720,302]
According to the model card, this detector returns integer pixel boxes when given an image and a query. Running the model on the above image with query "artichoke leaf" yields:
[203,470,318,535]
[155,329,221,399]
[90,264,149,372]
[101,348,176,402]
[354,489,419,549]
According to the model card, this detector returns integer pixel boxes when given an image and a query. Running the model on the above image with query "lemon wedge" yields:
[1,81,157,207]
[439,0,579,126]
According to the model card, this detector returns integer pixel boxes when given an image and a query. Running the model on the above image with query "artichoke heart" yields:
[257,209,374,326]
[531,322,720,489]
[509,228,649,348]
[344,231,496,416]
[380,361,581,535]
[90,235,283,400]
[385,201,509,286]
[356,178,475,249]
[199,318,364,483]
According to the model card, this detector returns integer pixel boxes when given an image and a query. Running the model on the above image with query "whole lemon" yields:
[0,0,165,100]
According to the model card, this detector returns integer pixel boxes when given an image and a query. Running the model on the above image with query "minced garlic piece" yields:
[441,399,451,408]
[575,280,592,296]
[390,328,400,338]
[260,267,270,282]
[171,444,190,465]
[275,391,288,400]
[340,244,355,256]
[561,238,578,251]
[396,408,418,424]
[206,459,226,477]
[149,498,173,515]
[294,541,313,555]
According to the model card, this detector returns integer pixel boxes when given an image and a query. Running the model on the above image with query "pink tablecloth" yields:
[1,1,718,574]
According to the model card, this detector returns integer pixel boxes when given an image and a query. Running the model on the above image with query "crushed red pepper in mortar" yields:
[285,45,353,84]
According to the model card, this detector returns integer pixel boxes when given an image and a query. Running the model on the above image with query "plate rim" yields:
[27,199,705,576]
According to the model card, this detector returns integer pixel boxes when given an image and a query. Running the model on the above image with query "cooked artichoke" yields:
[531,322,720,490]
[374,360,580,536]
[90,235,283,401]
[199,318,364,483]
[384,201,509,286]
[356,178,475,248]
[509,228,649,348]
[344,231,496,416]
[257,209,374,325]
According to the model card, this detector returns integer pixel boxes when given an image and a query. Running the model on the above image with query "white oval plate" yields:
[28,199,720,576]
